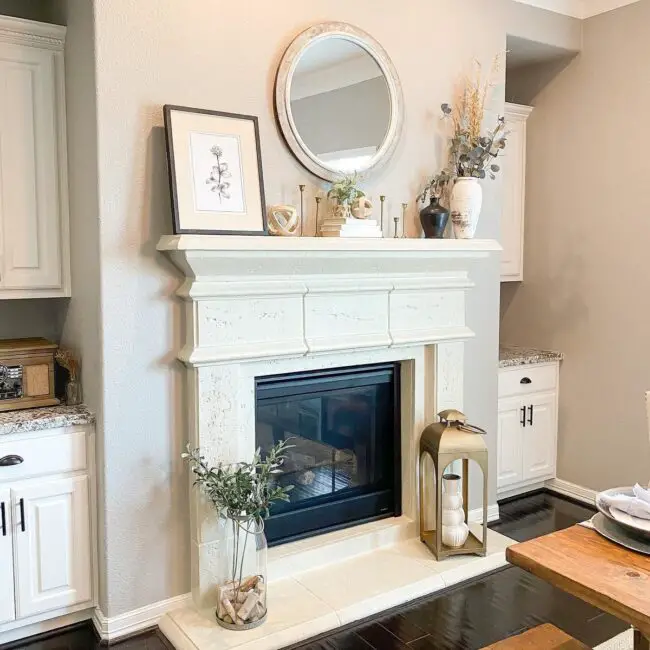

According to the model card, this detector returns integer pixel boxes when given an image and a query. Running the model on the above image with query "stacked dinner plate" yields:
[592,484,650,554]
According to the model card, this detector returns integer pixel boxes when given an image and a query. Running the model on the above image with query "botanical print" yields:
[206,145,231,202]
[190,132,246,214]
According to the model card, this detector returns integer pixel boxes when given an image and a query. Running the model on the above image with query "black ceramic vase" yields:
[419,196,449,238]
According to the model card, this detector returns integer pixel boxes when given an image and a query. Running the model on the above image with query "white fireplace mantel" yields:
[157,234,504,650]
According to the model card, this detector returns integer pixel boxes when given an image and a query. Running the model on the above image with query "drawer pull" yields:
[0,454,24,467]
[18,498,25,533]
[0,502,5,537]
[528,404,534,426]
[520,377,532,385]
[520,406,527,427]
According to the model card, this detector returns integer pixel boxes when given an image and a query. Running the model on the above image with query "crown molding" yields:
[0,15,65,51]
[511,0,641,19]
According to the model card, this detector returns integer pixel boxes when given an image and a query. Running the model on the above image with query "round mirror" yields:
[275,23,403,181]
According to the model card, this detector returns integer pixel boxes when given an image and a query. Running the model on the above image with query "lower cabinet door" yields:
[497,397,525,490]
[523,392,557,482]
[0,487,15,625]
[13,476,91,618]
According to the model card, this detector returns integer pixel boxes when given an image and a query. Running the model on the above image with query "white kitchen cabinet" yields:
[501,103,533,282]
[13,476,91,618]
[0,16,70,299]
[0,426,95,637]
[0,487,15,625]
[497,363,559,496]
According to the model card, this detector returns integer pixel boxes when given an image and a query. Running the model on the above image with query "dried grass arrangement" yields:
[55,348,79,381]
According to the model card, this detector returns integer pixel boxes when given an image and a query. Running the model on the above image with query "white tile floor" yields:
[159,526,515,650]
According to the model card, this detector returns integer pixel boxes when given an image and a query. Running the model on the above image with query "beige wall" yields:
[59,0,105,607]
[501,0,650,491]
[84,0,579,617]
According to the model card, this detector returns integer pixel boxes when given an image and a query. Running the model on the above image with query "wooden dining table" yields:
[506,524,650,650]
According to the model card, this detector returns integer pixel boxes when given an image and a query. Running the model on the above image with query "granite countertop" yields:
[0,404,95,436]
[499,345,564,369]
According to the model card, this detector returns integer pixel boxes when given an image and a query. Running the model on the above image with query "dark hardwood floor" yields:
[2,491,628,650]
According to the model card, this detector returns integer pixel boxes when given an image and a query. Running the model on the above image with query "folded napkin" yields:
[597,484,650,520]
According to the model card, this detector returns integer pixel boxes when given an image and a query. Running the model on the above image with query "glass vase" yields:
[216,517,267,630]
[65,379,83,406]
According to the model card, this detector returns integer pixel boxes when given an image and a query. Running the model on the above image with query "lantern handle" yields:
[438,409,487,435]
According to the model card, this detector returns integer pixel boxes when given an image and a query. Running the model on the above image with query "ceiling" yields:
[512,0,642,18]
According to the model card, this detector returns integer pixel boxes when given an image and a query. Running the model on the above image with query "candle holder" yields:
[393,216,400,239]
[380,195,386,235]
[401,203,408,238]
[315,196,322,236]
[299,185,305,237]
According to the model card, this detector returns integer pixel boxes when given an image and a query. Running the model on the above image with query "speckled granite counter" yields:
[0,405,95,436]
[499,345,564,369]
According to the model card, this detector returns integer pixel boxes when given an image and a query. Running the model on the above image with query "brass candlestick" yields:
[299,185,305,237]
[380,195,386,235]
[393,216,400,239]
[315,196,322,237]
[401,203,408,239]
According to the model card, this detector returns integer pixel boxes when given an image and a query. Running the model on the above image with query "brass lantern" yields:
[419,409,488,560]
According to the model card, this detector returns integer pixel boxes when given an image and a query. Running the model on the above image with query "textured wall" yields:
[59,0,105,607]
[87,0,580,617]
[501,0,650,491]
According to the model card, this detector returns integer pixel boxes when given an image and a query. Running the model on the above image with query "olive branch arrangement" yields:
[182,440,294,605]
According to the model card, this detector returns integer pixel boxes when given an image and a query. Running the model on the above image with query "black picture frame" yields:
[163,104,268,236]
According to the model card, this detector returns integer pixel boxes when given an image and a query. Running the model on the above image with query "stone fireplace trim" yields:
[158,235,499,612]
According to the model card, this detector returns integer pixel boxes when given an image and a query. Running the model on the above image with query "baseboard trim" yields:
[545,478,597,506]
[468,503,500,525]
[92,593,192,642]
[0,610,93,646]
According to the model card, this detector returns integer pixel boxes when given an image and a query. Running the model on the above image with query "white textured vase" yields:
[441,474,469,548]
[450,177,483,239]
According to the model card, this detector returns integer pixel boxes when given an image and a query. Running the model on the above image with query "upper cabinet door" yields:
[13,476,92,618]
[0,31,70,298]
[501,103,532,283]
[0,487,15,625]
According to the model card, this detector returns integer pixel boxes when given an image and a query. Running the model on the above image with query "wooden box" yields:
[0,338,60,412]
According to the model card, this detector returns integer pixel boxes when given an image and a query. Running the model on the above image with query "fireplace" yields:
[256,363,401,545]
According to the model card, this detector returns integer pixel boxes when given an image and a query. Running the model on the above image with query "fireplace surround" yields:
[156,235,501,648]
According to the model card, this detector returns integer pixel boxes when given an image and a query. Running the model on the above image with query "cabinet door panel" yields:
[0,487,15,624]
[497,397,524,490]
[523,392,557,482]
[0,44,62,290]
[501,106,531,282]
[13,476,91,618]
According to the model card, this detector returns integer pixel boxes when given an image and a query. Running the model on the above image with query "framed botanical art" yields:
[163,105,267,235]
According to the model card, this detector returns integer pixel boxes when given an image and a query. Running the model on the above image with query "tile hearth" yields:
[160,525,514,650]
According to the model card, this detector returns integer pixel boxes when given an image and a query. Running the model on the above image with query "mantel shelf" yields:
[157,234,501,255]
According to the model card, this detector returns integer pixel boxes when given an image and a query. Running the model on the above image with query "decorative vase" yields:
[65,378,83,406]
[450,177,483,239]
[216,517,268,630]
[441,473,469,548]
[419,197,449,238]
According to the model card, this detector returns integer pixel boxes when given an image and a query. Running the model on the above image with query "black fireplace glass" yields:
[255,363,401,546]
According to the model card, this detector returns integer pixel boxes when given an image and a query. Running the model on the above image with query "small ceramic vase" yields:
[441,473,469,548]
[419,196,449,238]
[450,177,483,239]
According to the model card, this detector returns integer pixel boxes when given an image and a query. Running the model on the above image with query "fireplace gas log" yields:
[217,575,267,626]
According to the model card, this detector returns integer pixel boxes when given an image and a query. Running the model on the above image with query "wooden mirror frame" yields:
[275,22,404,182]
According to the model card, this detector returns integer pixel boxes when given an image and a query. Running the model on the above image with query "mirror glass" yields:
[289,37,392,175]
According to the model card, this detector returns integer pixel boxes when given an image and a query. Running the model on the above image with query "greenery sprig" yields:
[327,173,365,205]
[182,440,294,523]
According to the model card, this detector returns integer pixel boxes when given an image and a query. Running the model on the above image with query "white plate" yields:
[596,487,650,541]
[609,507,650,533]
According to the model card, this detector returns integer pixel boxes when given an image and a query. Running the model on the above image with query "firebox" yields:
[255,363,401,546]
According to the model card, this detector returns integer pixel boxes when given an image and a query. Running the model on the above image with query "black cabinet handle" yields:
[0,455,24,467]
[520,406,527,427]
[18,498,25,533]
[0,502,5,537]
[520,377,532,385]
[528,405,534,426]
